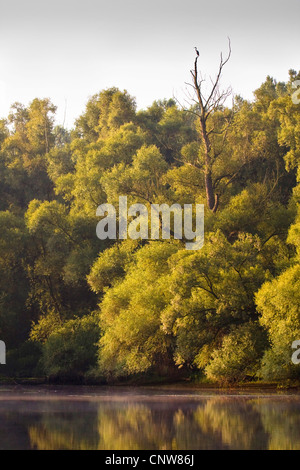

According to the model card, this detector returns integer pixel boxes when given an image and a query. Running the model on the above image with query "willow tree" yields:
[185,40,232,212]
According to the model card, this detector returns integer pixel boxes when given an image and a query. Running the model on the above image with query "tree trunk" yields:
[205,172,215,211]
[188,41,231,214]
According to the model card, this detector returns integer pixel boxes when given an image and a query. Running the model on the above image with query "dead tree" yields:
[185,40,232,213]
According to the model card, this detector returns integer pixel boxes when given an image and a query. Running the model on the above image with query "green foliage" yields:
[2,99,56,207]
[161,231,269,369]
[56,122,146,213]
[205,322,268,384]
[0,74,299,383]
[256,264,300,381]
[255,207,300,381]
[41,314,100,380]
[0,211,30,348]
[136,99,196,163]
[4,341,42,378]
[87,239,139,294]
[96,242,179,377]
[74,88,136,141]
[30,310,63,344]
[101,144,169,205]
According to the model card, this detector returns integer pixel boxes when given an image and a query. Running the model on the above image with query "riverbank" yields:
[1,375,300,392]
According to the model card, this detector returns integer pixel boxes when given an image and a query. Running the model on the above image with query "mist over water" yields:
[1,386,300,450]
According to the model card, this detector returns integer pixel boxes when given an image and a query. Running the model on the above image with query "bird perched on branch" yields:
[195,47,199,57]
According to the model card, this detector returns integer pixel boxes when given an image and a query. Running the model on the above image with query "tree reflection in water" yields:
[20,394,300,450]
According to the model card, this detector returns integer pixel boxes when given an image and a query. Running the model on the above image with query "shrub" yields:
[205,322,268,384]
[42,314,100,381]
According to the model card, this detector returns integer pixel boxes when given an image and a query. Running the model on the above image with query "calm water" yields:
[0,385,300,450]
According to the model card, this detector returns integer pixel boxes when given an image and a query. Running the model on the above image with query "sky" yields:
[0,0,299,128]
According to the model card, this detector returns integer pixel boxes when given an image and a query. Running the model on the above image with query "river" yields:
[0,385,299,450]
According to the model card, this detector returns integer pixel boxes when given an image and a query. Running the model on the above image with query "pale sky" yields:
[0,0,299,128]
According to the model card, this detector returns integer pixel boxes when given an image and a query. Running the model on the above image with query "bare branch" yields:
[205,38,231,111]
[174,40,233,212]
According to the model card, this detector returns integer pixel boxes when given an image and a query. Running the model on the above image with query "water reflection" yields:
[1,387,300,449]
[252,399,300,450]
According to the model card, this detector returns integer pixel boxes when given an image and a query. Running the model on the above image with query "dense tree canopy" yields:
[0,73,299,384]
